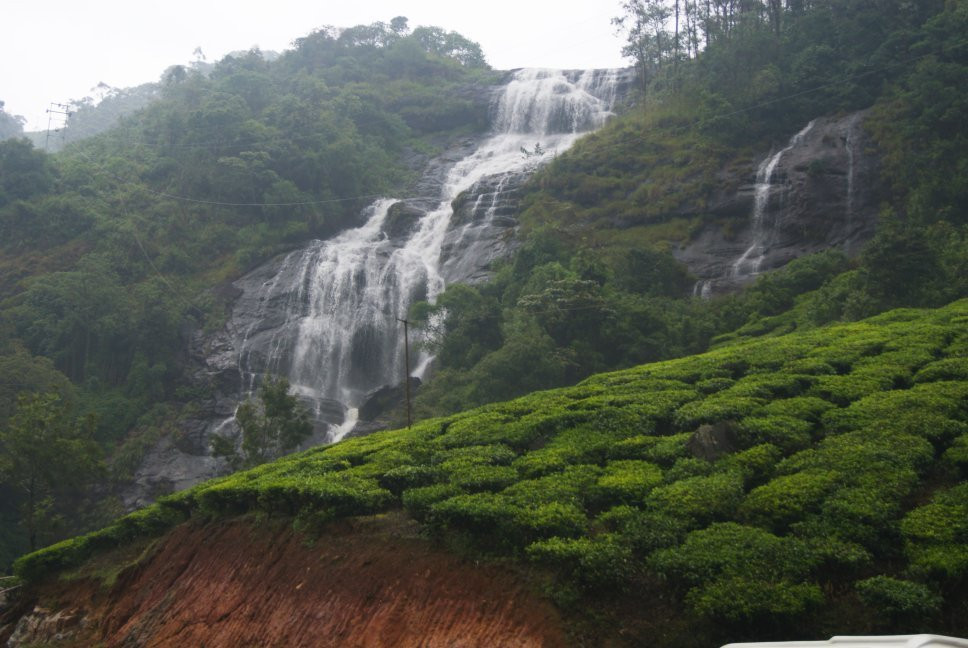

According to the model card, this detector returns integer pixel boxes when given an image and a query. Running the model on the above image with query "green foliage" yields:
[855,575,942,621]
[401,483,461,522]
[527,535,633,588]
[647,471,745,524]
[212,376,312,469]
[741,470,841,530]
[0,393,102,555]
[9,295,968,638]
[0,23,497,562]
[901,482,968,580]
[686,577,824,626]
[592,460,664,507]
[650,522,819,585]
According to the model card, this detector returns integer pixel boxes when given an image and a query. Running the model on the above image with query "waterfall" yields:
[732,120,815,279]
[843,113,862,254]
[692,279,712,299]
[236,69,622,440]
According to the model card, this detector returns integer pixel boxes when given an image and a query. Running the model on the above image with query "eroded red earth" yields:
[5,514,569,647]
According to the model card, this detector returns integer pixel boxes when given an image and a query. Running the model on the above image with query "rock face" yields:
[678,111,880,296]
[687,422,739,461]
[123,69,632,509]
[1,515,569,647]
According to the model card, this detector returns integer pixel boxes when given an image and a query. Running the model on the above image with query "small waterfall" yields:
[692,279,712,299]
[732,120,815,279]
[236,69,622,441]
[843,113,862,254]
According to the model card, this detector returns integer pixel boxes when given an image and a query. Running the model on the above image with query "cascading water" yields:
[236,69,623,441]
[843,112,862,254]
[732,120,815,279]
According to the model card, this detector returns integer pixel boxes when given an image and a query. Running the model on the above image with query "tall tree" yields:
[212,377,312,470]
[0,393,101,550]
[614,0,674,92]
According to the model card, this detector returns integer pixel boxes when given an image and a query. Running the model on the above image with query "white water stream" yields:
[732,120,816,279]
[237,69,622,440]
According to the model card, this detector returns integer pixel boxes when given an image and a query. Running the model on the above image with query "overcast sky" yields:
[2,0,628,130]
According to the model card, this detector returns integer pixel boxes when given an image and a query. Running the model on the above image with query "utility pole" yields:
[45,102,72,151]
[396,317,413,428]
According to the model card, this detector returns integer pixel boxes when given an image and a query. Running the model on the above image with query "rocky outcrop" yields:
[678,110,880,295]
[687,422,739,461]
[439,170,526,284]
[122,103,505,510]
[2,515,568,647]
[5,605,88,646]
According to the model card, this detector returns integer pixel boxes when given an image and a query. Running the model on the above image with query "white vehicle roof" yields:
[722,636,968,648]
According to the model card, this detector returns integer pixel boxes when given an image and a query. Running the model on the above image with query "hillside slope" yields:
[5,299,967,646]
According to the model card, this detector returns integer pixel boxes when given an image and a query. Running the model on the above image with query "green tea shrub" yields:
[13,536,93,581]
[695,377,736,394]
[512,447,577,477]
[760,396,835,424]
[597,506,688,553]
[721,373,815,399]
[716,444,782,483]
[450,464,519,492]
[739,415,814,452]
[591,460,664,507]
[855,575,942,620]
[674,396,764,429]
[515,501,588,540]
[664,457,713,482]
[378,464,441,495]
[429,492,517,535]
[781,358,837,375]
[649,522,818,585]
[821,382,968,437]
[434,411,518,448]
[608,433,692,466]
[685,576,823,625]
[901,482,968,579]
[401,483,462,522]
[527,534,633,587]
[647,471,745,523]
[778,430,933,477]
[809,369,902,405]
[435,443,517,473]
[504,464,601,508]
[944,435,968,473]
[915,358,968,384]
[741,470,841,529]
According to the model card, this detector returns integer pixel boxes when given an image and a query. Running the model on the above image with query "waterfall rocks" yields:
[679,110,880,297]
[122,68,631,507]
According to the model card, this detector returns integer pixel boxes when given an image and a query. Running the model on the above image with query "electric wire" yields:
[23,26,964,324]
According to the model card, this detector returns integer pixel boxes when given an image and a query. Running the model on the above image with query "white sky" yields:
[1,0,628,130]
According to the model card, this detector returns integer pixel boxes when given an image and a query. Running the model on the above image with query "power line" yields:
[44,102,72,152]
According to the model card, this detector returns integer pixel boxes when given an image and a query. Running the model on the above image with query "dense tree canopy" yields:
[0,19,494,568]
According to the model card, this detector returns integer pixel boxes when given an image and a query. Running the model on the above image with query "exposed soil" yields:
[5,513,569,647]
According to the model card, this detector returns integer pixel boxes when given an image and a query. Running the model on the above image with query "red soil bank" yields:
[8,515,569,647]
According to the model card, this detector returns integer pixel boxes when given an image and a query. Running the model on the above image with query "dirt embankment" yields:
[2,514,569,647]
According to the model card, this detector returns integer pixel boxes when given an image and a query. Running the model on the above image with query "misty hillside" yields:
[1,1,967,645]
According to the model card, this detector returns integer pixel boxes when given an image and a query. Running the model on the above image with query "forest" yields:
[0,17,495,567]
[0,0,967,642]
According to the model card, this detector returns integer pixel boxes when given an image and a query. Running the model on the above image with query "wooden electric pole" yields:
[396,317,413,428]
[45,102,72,151]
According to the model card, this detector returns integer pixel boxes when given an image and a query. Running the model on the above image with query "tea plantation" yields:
[16,299,968,639]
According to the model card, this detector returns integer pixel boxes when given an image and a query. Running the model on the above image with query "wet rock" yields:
[358,377,421,422]
[382,203,424,239]
[688,422,739,461]
[677,110,880,297]
[6,606,87,647]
